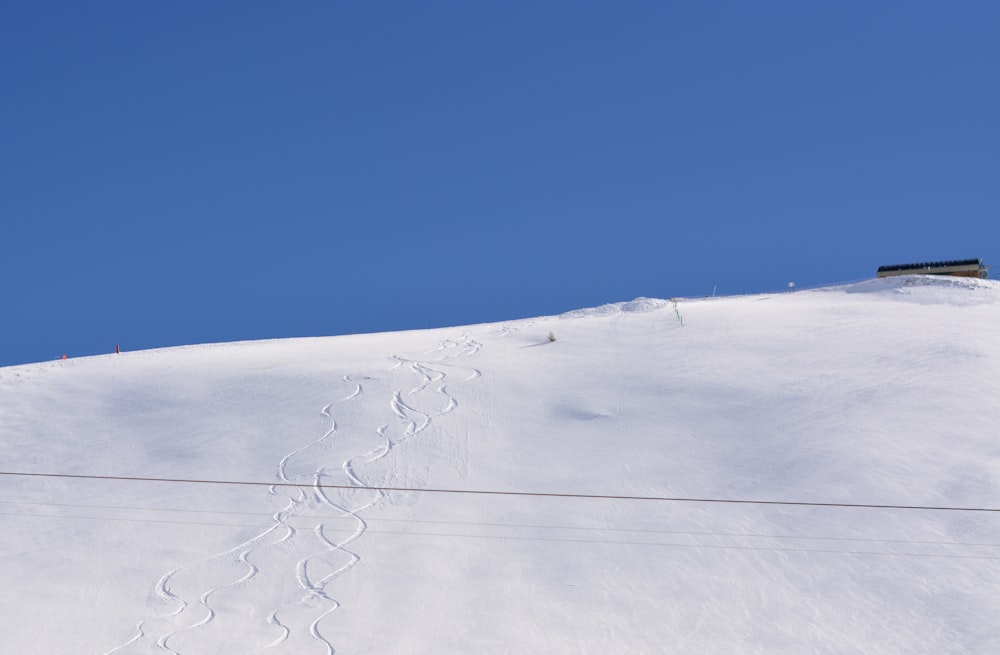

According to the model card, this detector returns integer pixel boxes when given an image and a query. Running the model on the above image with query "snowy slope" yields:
[1,276,998,654]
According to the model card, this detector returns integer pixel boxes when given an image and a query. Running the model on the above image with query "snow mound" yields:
[841,275,999,306]
[559,296,669,319]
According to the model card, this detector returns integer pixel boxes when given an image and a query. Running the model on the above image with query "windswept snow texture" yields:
[1,277,999,654]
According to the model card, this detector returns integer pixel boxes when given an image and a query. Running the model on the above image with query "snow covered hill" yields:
[1,276,998,654]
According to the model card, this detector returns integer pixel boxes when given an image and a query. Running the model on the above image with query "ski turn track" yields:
[103,334,482,654]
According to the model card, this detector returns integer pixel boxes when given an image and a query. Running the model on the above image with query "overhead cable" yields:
[2,470,998,513]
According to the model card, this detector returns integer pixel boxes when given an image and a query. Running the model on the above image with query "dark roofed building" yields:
[877,259,988,279]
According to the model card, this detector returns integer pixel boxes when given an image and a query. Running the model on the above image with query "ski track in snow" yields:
[103,334,482,655]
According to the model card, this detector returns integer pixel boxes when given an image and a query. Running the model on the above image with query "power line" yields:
[3,500,999,549]
[4,498,998,547]
[2,469,998,513]
[1,509,998,562]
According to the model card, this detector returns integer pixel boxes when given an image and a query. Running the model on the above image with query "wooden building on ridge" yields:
[876,258,989,279]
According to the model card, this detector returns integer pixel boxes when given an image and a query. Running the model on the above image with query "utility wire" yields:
[2,470,998,513]
[4,498,998,547]
[1,509,998,562]
[2,501,999,549]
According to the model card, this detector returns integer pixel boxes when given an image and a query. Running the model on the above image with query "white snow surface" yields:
[1,276,999,654]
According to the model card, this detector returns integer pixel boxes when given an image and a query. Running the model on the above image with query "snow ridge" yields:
[560,296,670,319]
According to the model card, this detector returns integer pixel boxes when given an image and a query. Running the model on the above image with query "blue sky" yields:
[2,2,997,366]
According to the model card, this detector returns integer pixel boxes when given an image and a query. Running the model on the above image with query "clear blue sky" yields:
[2,2,997,366]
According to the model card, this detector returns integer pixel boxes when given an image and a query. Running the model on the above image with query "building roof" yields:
[876,258,982,273]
